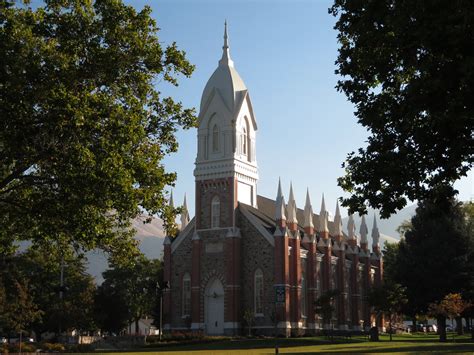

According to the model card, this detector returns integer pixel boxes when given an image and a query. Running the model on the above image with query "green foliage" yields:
[0,0,196,259]
[0,248,96,337]
[0,256,43,336]
[314,289,340,327]
[368,282,407,341]
[389,188,473,334]
[95,257,162,334]
[331,0,474,217]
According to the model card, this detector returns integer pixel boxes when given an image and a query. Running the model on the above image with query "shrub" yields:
[41,342,65,352]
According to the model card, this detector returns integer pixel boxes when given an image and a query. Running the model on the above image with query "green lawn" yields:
[89,333,474,354]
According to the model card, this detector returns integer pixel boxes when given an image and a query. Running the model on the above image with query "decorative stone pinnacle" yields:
[334,201,343,237]
[319,193,329,233]
[347,213,356,240]
[371,214,380,248]
[180,193,190,231]
[287,182,298,224]
[360,215,368,244]
[304,188,314,229]
[275,178,286,221]
[219,20,233,67]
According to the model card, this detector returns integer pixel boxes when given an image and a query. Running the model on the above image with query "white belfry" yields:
[303,189,314,229]
[180,194,190,230]
[319,194,329,233]
[287,183,298,224]
[360,215,368,244]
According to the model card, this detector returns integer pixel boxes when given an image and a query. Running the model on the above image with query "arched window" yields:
[211,196,220,228]
[301,271,307,318]
[242,127,247,155]
[254,269,264,315]
[182,273,191,317]
[212,124,219,152]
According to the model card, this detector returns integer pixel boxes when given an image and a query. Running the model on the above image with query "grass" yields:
[86,333,474,354]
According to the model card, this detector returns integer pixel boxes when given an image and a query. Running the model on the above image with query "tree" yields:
[0,256,43,339]
[314,289,340,331]
[368,282,407,341]
[95,257,161,334]
[330,1,474,217]
[0,248,96,339]
[393,188,472,341]
[428,293,470,342]
[0,0,195,259]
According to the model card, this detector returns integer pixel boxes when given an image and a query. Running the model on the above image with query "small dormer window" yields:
[212,125,219,152]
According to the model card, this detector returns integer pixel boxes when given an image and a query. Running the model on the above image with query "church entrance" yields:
[204,278,224,335]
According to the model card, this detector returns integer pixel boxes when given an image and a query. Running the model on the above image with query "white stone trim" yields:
[171,218,196,253]
[240,205,274,246]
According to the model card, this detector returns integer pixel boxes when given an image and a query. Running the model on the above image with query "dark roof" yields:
[239,195,356,257]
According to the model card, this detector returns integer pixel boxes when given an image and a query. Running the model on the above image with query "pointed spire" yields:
[360,215,368,244]
[371,214,380,248]
[303,188,314,229]
[287,183,298,224]
[180,193,190,231]
[169,191,174,208]
[219,20,234,67]
[347,213,356,240]
[334,201,343,237]
[275,178,286,222]
[319,194,329,233]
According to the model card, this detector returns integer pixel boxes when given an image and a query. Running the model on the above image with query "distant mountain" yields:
[341,204,417,246]
[85,215,166,283]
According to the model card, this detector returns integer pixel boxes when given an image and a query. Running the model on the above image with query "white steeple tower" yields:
[287,183,298,224]
[303,189,314,230]
[195,22,259,209]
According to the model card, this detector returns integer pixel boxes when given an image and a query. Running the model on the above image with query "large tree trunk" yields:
[464,317,470,331]
[412,317,417,333]
[135,319,139,335]
[456,316,463,335]
[437,316,447,342]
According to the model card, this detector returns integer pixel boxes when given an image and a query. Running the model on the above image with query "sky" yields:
[129,0,473,220]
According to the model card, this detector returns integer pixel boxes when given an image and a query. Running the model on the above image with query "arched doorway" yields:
[205,278,224,335]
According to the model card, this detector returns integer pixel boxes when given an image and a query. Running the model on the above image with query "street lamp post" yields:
[156,281,169,341]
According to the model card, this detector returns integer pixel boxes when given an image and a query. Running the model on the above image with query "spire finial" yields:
[371,214,380,248]
[219,20,233,67]
[304,188,314,229]
[169,190,174,208]
[319,193,329,233]
[347,213,356,240]
[334,200,343,237]
[287,182,298,224]
[180,193,190,230]
[275,178,286,222]
[360,215,368,244]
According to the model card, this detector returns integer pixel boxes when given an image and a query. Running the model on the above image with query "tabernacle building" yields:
[163,24,383,336]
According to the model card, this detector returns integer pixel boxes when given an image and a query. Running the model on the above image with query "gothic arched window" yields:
[182,273,191,316]
[211,196,220,228]
[242,127,247,155]
[301,270,307,318]
[254,269,264,315]
[212,124,219,152]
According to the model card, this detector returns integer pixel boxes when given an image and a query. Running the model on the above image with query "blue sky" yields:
[132,0,472,218]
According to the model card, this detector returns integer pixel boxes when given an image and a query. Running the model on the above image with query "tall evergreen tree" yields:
[395,187,471,341]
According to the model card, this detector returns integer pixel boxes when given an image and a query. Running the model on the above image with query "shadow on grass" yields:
[283,343,474,354]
